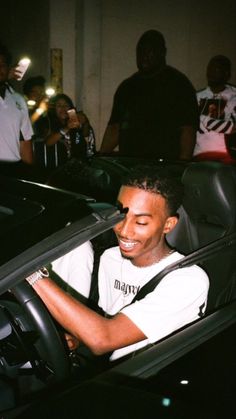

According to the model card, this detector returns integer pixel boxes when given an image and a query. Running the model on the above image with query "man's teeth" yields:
[120,240,137,248]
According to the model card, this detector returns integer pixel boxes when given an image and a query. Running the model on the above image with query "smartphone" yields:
[67,109,78,124]
[15,57,31,80]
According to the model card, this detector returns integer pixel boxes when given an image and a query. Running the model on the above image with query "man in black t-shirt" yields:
[100,30,198,161]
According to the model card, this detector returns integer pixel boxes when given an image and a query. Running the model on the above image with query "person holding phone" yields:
[34,93,96,168]
[0,43,34,178]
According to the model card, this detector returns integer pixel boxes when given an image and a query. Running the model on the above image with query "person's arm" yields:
[179,125,196,160]
[19,96,34,162]
[31,98,48,124]
[45,108,81,147]
[173,76,199,161]
[20,139,34,164]
[46,112,82,146]
[100,123,120,154]
[199,114,235,134]
[99,81,124,154]
[27,277,145,355]
[45,130,67,146]
[8,66,21,80]
[77,111,90,138]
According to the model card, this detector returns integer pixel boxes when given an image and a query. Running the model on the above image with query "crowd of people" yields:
[0,42,96,181]
[0,30,235,376]
[101,30,236,163]
[1,31,236,181]
[33,93,96,167]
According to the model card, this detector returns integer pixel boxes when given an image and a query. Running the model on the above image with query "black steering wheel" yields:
[7,281,71,383]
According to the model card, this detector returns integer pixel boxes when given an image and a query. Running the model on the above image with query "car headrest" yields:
[167,161,236,253]
[182,161,236,231]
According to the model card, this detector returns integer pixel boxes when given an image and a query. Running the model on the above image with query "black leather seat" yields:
[167,161,236,312]
[89,159,236,313]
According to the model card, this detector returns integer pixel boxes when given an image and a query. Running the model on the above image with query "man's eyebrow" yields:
[135,213,152,217]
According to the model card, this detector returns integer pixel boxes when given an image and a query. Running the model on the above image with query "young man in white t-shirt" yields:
[26,166,209,363]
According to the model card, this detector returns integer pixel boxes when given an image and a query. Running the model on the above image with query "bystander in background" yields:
[100,30,199,161]
[193,55,236,163]
[0,43,35,179]
[34,93,96,169]
[23,75,49,124]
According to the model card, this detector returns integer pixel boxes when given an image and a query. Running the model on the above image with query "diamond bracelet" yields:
[26,267,49,286]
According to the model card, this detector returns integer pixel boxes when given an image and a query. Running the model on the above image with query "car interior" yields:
[0,159,236,418]
[89,159,236,313]
[166,160,236,312]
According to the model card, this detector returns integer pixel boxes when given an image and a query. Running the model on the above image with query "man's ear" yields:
[163,215,178,234]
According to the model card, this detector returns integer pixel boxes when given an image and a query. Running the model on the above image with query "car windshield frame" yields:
[0,202,124,294]
[95,299,236,383]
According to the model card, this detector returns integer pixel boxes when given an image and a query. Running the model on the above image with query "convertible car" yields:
[0,157,235,418]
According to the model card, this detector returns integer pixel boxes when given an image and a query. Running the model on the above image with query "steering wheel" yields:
[5,281,71,383]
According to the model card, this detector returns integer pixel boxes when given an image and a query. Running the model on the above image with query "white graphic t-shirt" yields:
[98,247,209,361]
[194,84,236,156]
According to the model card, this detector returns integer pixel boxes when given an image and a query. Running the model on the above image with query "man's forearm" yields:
[26,275,145,355]
[100,123,119,153]
[179,125,196,160]
[20,139,34,164]
[30,278,113,355]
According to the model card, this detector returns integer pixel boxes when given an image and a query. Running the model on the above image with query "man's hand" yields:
[67,110,81,130]
[64,333,79,351]
[8,66,22,81]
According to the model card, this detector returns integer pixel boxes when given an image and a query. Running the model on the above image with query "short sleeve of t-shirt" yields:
[121,265,209,343]
[15,93,33,140]
[51,241,94,299]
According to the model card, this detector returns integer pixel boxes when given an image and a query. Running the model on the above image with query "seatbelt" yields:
[131,232,236,304]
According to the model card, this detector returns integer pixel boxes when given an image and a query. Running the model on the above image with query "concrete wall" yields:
[0,0,50,90]
[50,0,77,102]
[0,0,236,149]
[75,0,102,147]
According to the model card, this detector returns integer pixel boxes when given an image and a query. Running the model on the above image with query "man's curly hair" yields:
[122,165,184,215]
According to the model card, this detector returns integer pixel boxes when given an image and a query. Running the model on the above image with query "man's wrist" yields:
[26,267,49,286]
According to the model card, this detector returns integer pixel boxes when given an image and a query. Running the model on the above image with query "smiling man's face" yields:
[114,186,177,267]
